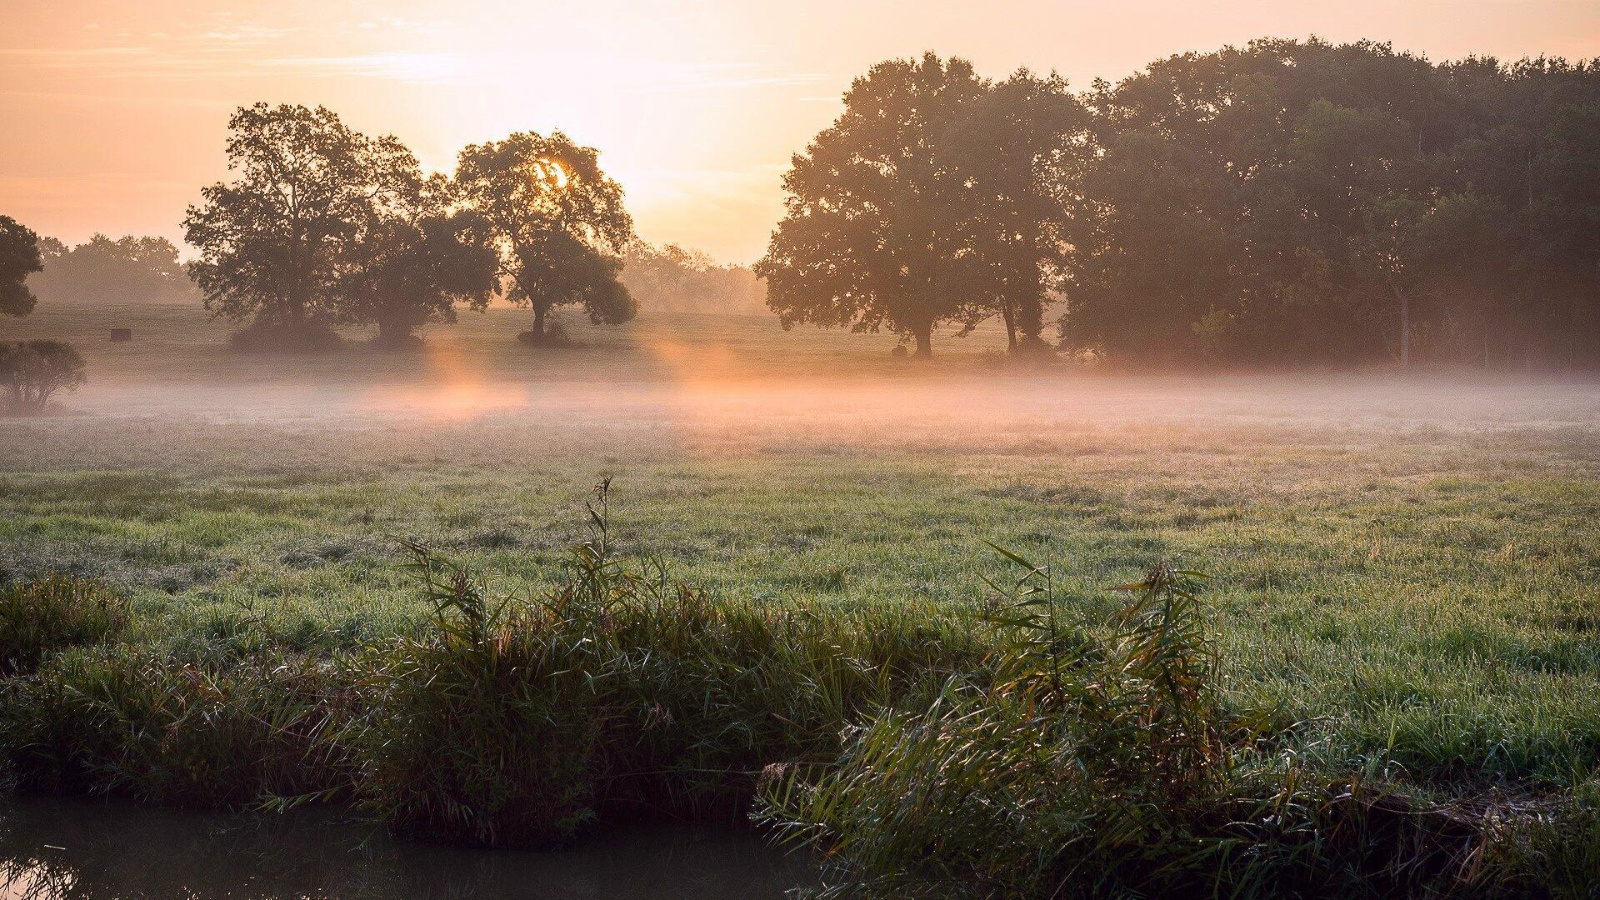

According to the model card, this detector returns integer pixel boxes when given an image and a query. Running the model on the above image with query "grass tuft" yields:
[0,573,127,676]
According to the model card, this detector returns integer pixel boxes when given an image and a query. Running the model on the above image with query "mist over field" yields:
[4,7,1600,896]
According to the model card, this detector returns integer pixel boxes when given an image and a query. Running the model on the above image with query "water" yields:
[0,798,815,899]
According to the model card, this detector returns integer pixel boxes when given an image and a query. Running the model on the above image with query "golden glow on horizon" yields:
[3,0,1598,264]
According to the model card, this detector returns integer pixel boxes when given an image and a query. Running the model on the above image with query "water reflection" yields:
[0,798,813,899]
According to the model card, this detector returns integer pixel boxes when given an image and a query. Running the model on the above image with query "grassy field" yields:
[4,303,1600,893]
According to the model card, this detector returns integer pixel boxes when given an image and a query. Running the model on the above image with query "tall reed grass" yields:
[758,548,1535,898]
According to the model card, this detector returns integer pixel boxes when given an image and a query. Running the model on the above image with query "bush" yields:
[516,321,571,347]
[0,341,86,413]
[0,574,126,676]
[227,320,344,352]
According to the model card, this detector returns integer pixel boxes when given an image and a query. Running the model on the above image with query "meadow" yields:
[4,302,1600,895]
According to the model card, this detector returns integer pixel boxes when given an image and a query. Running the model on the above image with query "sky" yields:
[3,1,1598,264]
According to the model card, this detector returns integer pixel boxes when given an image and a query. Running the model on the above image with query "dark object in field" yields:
[890,345,909,359]
[109,328,132,342]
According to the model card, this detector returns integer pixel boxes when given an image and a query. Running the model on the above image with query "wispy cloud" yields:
[198,24,302,45]
[260,52,470,83]
[0,45,469,85]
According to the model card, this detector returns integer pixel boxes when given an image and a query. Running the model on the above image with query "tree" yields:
[757,54,990,358]
[945,70,1087,354]
[338,178,500,349]
[28,234,195,306]
[1061,39,1463,366]
[454,132,636,344]
[0,341,85,413]
[0,216,43,318]
[183,104,418,348]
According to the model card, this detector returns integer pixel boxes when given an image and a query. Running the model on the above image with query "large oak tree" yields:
[454,132,636,344]
[757,54,990,359]
[183,104,418,347]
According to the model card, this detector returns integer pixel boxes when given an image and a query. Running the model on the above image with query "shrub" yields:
[0,341,86,413]
[0,574,126,676]
[227,320,344,352]
[516,321,571,347]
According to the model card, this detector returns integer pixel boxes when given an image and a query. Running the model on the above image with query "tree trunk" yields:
[1400,292,1410,370]
[1001,304,1018,353]
[912,324,933,359]
[1391,284,1411,370]
[532,304,547,339]
[1015,295,1044,348]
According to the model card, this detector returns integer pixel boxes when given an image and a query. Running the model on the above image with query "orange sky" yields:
[3,0,1598,264]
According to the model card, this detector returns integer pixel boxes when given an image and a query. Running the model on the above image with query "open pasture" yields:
[3,304,1600,792]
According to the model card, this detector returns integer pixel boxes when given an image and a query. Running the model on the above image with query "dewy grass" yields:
[0,481,1599,894]
[756,553,1523,899]
[351,479,986,845]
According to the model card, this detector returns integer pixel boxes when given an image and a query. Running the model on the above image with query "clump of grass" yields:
[757,550,1498,898]
[0,647,355,806]
[349,479,984,846]
[0,573,128,676]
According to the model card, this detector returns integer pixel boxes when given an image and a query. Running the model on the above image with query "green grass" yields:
[2,303,1600,893]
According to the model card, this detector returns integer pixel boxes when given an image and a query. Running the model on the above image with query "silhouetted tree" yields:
[758,54,991,358]
[0,341,85,413]
[0,216,42,318]
[339,177,500,348]
[946,70,1087,354]
[454,132,635,345]
[29,234,195,306]
[183,104,418,349]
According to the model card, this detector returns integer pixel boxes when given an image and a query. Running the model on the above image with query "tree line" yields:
[760,39,1600,366]
[30,235,198,307]
[3,36,1597,367]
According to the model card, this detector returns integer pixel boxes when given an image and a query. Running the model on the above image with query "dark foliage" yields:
[0,215,42,318]
[455,132,637,344]
[0,340,86,413]
[1061,39,1600,368]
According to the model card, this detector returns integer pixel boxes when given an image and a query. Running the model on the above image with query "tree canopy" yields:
[1059,39,1600,368]
[763,40,1600,368]
[455,131,636,344]
[757,54,993,358]
[0,216,43,318]
[337,177,500,348]
[183,104,419,346]
[0,340,85,413]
